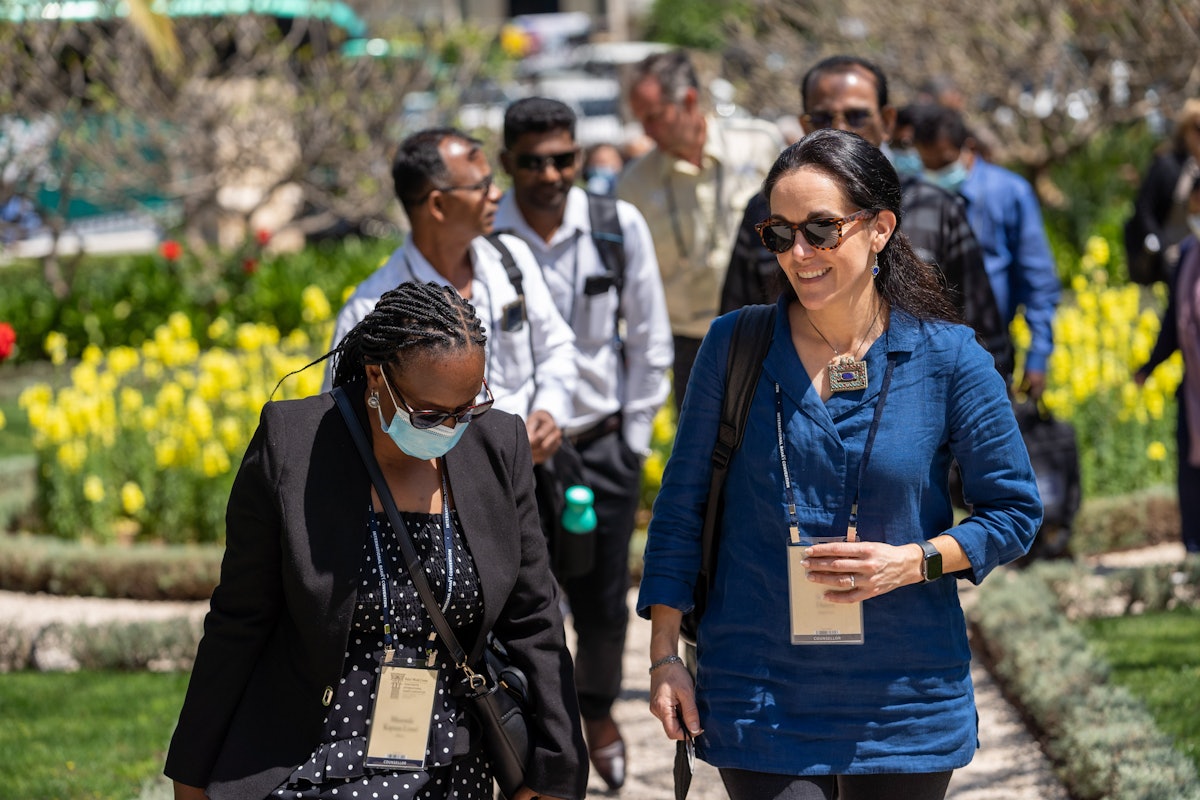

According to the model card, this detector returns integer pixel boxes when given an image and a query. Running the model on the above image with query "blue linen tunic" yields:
[637,298,1042,776]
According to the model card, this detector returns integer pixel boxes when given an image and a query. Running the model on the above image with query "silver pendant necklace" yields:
[807,303,884,393]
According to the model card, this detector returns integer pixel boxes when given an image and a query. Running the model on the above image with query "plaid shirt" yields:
[720,177,1013,378]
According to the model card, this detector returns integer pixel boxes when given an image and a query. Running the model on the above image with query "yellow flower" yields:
[207,317,231,341]
[167,311,192,341]
[301,285,332,324]
[56,441,88,472]
[44,331,68,366]
[201,441,230,477]
[1085,236,1110,268]
[120,482,146,515]
[0,408,5,431]
[1147,441,1168,462]
[83,475,105,503]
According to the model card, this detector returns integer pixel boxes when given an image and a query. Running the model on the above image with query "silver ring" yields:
[849,575,856,589]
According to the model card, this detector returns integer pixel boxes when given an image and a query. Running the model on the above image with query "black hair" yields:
[391,127,482,213]
[331,282,487,388]
[503,97,577,149]
[911,104,970,150]
[801,56,889,112]
[632,50,699,104]
[762,128,961,324]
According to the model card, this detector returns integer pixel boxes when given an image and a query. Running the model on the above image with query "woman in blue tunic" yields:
[637,129,1042,800]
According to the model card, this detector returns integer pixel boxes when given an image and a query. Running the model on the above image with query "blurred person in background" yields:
[1134,177,1200,555]
[1125,98,1200,285]
[721,56,1012,380]
[582,142,625,196]
[495,96,673,791]
[619,49,783,412]
[912,104,1060,399]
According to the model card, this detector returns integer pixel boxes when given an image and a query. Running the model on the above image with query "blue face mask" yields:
[890,147,924,179]
[375,375,469,460]
[926,158,969,193]
[584,167,618,196]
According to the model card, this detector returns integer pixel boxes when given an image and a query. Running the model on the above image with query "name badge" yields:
[364,660,440,770]
[787,535,864,645]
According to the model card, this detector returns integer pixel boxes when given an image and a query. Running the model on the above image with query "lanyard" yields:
[662,159,724,262]
[775,352,896,543]
[367,464,455,650]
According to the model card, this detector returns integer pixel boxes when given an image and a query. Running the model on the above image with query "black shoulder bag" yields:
[679,304,776,644]
[333,388,531,799]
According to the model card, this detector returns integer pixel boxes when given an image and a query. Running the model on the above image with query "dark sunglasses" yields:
[416,173,495,204]
[754,209,877,254]
[802,108,875,130]
[388,377,495,429]
[513,150,578,172]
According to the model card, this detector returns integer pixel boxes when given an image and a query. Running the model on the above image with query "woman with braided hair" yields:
[167,283,587,800]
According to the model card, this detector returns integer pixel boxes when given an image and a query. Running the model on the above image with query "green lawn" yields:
[1082,607,1200,771]
[0,670,189,800]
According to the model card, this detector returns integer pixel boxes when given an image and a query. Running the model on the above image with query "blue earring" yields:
[871,254,880,277]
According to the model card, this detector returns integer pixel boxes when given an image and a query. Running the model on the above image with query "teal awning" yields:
[1,0,367,38]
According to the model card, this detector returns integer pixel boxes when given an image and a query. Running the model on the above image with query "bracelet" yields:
[649,654,684,674]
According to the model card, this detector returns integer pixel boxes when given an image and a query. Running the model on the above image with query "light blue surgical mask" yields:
[584,167,619,196]
[890,147,924,179]
[375,375,469,460]
[925,158,969,193]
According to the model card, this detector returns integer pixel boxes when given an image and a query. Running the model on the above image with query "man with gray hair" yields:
[618,49,783,412]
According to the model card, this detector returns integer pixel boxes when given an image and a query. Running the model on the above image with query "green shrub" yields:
[0,535,222,600]
[0,236,394,364]
[1072,486,1180,556]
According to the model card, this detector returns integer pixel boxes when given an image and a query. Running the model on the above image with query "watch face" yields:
[921,541,943,582]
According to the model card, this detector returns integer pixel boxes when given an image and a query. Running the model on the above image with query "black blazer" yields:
[164,389,587,800]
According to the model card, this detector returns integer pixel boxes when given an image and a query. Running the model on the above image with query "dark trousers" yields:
[720,768,953,800]
[562,423,643,720]
[672,334,704,415]
[1177,398,1200,553]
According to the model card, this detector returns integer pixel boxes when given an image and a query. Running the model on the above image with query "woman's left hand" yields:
[511,788,562,800]
[801,539,922,601]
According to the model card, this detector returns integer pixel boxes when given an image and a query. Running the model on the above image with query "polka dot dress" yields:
[275,510,492,800]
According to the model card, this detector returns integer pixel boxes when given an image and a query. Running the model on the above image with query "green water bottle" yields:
[555,484,596,579]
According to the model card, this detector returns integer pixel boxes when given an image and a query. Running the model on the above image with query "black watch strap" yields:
[919,540,943,582]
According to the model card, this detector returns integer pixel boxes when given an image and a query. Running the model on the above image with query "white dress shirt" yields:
[327,234,578,426]
[495,187,673,454]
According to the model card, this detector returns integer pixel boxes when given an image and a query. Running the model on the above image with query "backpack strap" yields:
[586,192,627,347]
[696,304,777,594]
[485,232,537,387]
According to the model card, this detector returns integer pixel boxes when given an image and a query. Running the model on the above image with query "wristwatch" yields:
[918,540,943,582]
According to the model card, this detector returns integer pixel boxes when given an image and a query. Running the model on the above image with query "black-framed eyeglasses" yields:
[754,209,877,254]
[513,150,579,172]
[416,173,495,204]
[384,375,494,429]
[802,108,875,130]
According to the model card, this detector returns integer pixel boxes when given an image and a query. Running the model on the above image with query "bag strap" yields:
[587,192,628,353]
[332,387,488,692]
[485,232,539,394]
[696,304,776,591]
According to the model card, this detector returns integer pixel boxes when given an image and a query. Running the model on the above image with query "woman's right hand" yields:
[650,657,700,741]
[648,605,702,741]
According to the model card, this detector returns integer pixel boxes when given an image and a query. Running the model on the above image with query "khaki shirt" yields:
[618,115,783,338]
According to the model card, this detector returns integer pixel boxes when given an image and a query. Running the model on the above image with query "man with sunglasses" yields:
[329,127,578,466]
[720,55,1014,381]
[494,97,673,792]
[618,49,784,412]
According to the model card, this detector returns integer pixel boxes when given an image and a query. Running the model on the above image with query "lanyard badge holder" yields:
[363,465,456,770]
[777,356,895,646]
